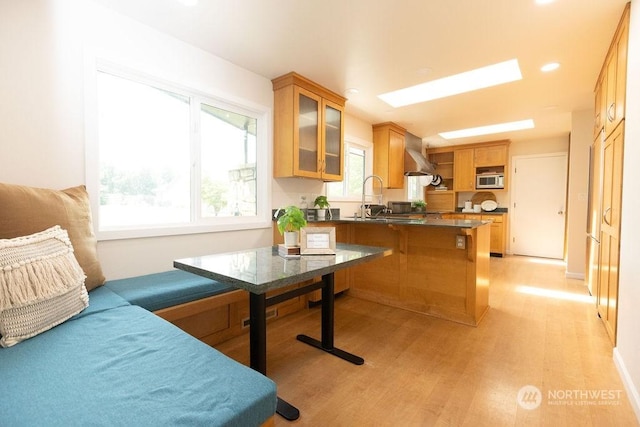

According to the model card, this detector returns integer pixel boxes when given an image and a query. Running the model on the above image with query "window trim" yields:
[84,59,272,241]
[326,135,373,202]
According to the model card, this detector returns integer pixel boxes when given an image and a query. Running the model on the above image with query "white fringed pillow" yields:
[0,225,89,347]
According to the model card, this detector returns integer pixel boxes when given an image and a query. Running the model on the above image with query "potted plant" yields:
[412,199,427,213]
[313,195,331,220]
[276,205,308,247]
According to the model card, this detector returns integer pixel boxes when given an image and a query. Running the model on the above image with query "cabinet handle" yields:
[603,207,612,226]
[607,103,615,122]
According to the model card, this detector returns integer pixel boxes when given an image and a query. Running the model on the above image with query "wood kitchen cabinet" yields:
[475,145,508,167]
[597,123,624,344]
[272,72,346,181]
[348,222,490,326]
[482,214,506,257]
[453,148,475,191]
[593,73,606,139]
[453,141,509,192]
[373,122,406,188]
[603,6,629,137]
[590,4,628,346]
[425,149,455,211]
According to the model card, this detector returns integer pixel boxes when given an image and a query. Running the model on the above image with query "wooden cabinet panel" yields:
[349,223,407,302]
[594,73,606,139]
[373,122,406,189]
[454,148,475,191]
[425,191,455,212]
[348,223,490,326]
[293,86,322,177]
[475,145,507,167]
[322,99,344,180]
[482,215,505,256]
[272,72,346,181]
[591,5,628,346]
[597,122,624,344]
[604,8,629,136]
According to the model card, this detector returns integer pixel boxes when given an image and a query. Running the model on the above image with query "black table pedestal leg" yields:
[250,293,300,421]
[296,273,364,365]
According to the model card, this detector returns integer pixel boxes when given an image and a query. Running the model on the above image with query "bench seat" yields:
[105,270,234,312]
[0,287,277,426]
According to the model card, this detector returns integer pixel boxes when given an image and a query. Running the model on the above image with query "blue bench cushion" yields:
[0,304,277,426]
[104,270,235,312]
[71,285,131,320]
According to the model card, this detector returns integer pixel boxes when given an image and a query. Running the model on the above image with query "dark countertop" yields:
[308,216,487,229]
[174,243,392,294]
[453,207,508,214]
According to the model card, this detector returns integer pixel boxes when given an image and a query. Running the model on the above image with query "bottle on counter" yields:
[300,196,314,221]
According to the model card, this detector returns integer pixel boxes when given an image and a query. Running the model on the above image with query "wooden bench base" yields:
[154,282,310,347]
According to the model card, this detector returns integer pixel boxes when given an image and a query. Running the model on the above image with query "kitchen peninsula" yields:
[274,217,490,326]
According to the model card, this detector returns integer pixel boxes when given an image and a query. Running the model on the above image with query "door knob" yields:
[557,210,564,215]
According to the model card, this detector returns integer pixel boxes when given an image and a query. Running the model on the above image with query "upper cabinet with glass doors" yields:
[272,72,346,181]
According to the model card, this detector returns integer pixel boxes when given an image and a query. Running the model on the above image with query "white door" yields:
[511,153,568,258]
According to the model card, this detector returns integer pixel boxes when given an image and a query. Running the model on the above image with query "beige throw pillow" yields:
[0,226,89,347]
[0,183,105,290]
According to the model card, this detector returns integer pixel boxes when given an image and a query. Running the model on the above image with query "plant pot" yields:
[316,208,327,220]
[284,231,299,247]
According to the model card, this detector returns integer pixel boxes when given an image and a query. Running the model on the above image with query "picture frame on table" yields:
[300,227,336,255]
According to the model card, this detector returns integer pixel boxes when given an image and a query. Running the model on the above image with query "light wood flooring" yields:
[215,255,639,426]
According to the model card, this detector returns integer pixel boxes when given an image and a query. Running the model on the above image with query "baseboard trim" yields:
[614,347,640,423]
[565,272,585,280]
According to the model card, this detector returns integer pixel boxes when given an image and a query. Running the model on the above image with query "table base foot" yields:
[296,334,364,365]
[277,397,299,421]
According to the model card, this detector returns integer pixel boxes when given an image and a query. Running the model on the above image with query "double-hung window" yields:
[90,66,269,239]
[326,138,373,200]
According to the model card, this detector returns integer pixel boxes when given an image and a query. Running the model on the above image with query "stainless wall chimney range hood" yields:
[404,147,436,176]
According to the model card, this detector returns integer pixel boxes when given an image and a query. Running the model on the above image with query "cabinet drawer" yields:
[481,214,503,223]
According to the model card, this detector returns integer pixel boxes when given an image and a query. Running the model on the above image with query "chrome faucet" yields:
[361,174,384,219]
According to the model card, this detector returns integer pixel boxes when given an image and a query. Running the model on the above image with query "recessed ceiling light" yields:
[541,62,560,72]
[536,0,555,5]
[378,59,522,108]
[439,119,535,140]
[177,0,198,6]
[345,88,359,95]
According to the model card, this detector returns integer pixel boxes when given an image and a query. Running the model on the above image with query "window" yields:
[91,66,269,239]
[407,176,424,201]
[326,138,373,200]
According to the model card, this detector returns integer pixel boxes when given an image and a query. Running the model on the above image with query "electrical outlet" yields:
[456,235,466,249]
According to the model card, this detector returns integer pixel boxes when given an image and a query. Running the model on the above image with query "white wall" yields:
[565,109,593,278]
[0,0,275,280]
[615,0,640,420]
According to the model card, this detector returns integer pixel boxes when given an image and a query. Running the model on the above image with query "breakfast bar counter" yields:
[281,218,491,327]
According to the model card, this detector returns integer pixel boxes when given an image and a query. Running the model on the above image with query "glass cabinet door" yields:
[322,100,343,180]
[294,87,321,177]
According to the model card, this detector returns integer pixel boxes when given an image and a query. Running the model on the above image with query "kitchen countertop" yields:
[308,216,487,229]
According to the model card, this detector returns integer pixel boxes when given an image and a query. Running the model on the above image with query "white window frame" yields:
[326,136,373,202]
[407,176,425,201]
[84,60,272,240]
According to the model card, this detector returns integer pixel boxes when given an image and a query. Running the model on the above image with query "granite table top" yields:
[174,243,393,295]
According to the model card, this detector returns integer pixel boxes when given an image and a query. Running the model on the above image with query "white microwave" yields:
[476,173,504,189]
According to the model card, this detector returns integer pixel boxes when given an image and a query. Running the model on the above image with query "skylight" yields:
[439,119,534,140]
[378,59,523,108]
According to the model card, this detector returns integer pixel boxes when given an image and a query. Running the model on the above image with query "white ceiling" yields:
[93,0,629,147]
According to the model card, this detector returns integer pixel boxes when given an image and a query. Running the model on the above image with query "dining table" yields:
[174,242,392,421]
